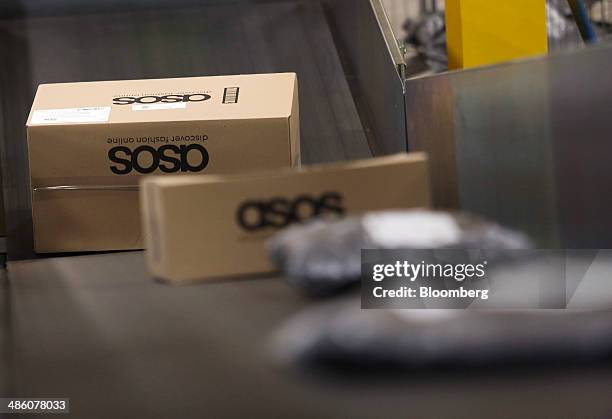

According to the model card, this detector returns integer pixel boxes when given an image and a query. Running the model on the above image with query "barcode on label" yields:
[223,87,240,104]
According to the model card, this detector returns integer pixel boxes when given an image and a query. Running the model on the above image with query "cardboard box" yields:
[141,153,431,283]
[446,0,548,70]
[26,73,300,253]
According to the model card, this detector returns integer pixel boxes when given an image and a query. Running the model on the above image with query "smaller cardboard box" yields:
[141,153,431,282]
[26,73,300,253]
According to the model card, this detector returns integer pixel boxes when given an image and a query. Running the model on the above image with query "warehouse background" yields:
[382,0,612,50]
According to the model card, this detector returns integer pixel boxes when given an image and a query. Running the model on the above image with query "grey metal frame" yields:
[324,0,409,155]
[406,44,612,247]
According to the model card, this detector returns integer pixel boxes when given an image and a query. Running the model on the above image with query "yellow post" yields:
[446,0,548,70]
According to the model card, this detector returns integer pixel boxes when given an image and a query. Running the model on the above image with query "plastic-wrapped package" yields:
[270,298,612,370]
[267,210,531,297]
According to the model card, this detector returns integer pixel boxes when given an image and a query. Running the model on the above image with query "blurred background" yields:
[383,0,612,75]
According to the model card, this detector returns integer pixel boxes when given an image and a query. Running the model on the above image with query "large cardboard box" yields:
[26,73,300,253]
[141,153,431,283]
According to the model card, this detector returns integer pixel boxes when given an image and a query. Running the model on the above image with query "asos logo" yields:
[237,192,345,232]
[108,144,209,175]
[112,94,211,105]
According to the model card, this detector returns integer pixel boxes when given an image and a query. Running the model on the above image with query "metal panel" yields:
[406,44,612,247]
[324,0,408,155]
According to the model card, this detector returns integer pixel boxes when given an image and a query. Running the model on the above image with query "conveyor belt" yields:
[3,251,612,418]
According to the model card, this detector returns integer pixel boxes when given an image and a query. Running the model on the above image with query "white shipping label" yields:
[132,103,187,111]
[30,107,111,124]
